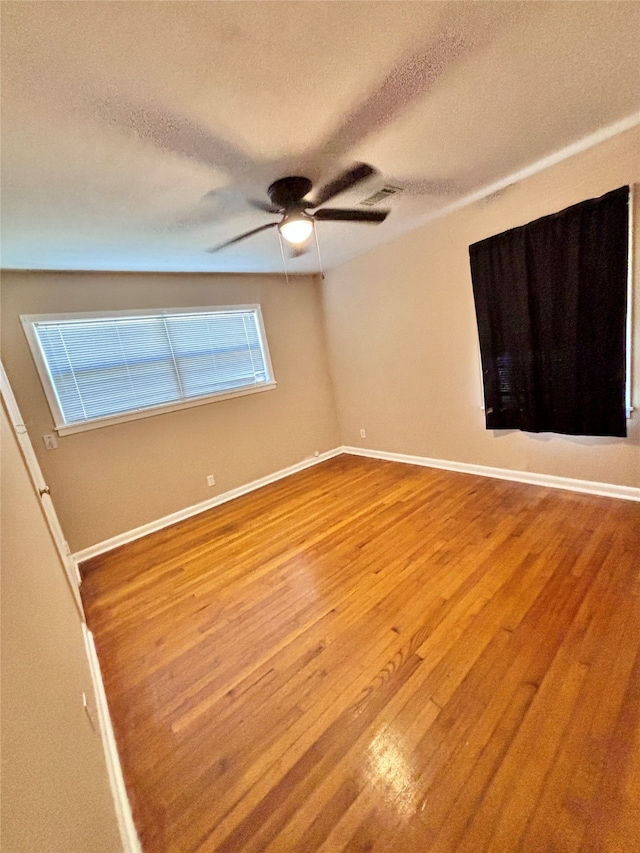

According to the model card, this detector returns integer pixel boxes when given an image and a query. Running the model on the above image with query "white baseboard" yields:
[342,446,640,502]
[73,444,638,566]
[82,625,142,853]
[72,448,343,565]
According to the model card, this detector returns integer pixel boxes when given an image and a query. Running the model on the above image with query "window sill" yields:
[55,381,277,436]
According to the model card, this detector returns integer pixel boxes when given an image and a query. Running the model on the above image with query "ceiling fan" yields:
[206,163,389,253]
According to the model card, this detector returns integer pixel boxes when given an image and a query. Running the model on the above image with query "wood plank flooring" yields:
[80,455,640,853]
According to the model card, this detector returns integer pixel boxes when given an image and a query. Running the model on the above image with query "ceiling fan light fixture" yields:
[206,166,388,254]
[278,213,314,245]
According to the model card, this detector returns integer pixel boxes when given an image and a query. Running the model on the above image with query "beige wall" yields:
[1,272,340,551]
[0,401,121,852]
[322,127,640,488]
[1,130,637,561]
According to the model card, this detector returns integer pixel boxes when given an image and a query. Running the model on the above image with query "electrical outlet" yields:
[206,474,216,487]
[43,433,58,450]
[360,428,366,438]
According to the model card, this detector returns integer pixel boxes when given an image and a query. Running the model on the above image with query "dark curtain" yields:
[469,186,629,437]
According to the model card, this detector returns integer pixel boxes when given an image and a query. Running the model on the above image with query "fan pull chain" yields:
[313,223,325,280]
[276,229,291,285]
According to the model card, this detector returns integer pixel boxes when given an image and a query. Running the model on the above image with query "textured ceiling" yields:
[1,1,639,274]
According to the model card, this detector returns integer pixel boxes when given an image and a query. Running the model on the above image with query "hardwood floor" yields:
[81,455,640,853]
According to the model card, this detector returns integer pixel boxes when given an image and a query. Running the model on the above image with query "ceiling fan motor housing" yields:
[267,176,313,209]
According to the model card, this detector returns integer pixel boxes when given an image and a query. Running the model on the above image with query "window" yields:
[469,186,630,437]
[21,305,276,435]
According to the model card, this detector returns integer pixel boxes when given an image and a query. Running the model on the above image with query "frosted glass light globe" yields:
[279,215,313,245]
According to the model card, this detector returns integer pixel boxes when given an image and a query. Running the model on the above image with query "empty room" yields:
[1,2,639,852]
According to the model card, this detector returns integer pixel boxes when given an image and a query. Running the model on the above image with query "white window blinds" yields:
[22,306,275,433]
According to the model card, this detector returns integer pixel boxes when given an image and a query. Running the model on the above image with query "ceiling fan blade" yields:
[205,222,277,253]
[248,199,281,214]
[314,208,389,223]
[311,163,376,208]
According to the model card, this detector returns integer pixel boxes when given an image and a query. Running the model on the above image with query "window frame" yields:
[21,304,277,436]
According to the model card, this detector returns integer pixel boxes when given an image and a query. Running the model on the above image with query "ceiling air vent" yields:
[359,185,403,206]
